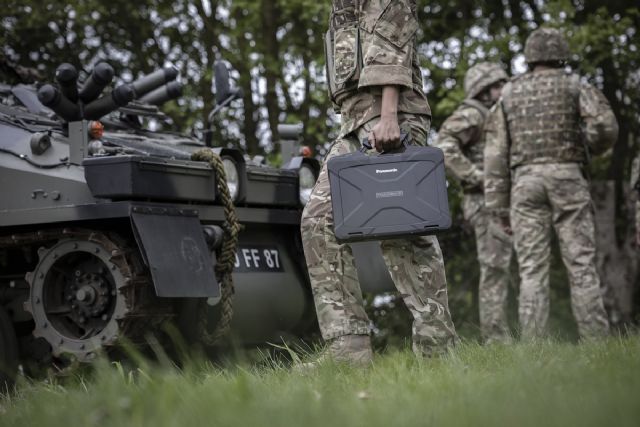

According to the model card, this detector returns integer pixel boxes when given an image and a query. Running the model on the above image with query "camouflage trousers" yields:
[301,114,458,357]
[463,193,513,343]
[511,163,610,339]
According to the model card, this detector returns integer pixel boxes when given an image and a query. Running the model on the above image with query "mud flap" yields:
[351,241,395,294]
[131,207,219,298]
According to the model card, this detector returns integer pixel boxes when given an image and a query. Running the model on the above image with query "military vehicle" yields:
[0,61,319,385]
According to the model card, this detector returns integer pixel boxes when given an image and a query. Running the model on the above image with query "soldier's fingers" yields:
[369,132,381,152]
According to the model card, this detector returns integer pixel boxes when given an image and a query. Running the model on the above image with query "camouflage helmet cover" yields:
[464,62,509,99]
[524,27,571,64]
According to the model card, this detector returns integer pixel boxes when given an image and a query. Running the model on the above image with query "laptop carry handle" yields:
[360,132,410,154]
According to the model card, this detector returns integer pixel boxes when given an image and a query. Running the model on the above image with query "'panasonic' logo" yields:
[376,190,404,199]
[376,168,398,174]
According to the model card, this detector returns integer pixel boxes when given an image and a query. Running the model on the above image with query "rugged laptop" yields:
[327,136,451,243]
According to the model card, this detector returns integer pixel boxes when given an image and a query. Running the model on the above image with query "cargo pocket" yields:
[551,164,590,200]
[325,26,361,103]
[323,218,343,273]
[301,217,323,266]
[332,26,360,85]
[324,29,339,101]
[373,0,418,48]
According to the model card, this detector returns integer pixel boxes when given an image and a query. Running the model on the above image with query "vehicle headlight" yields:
[222,156,239,201]
[299,164,316,206]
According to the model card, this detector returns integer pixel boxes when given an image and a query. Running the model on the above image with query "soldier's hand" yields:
[369,115,401,153]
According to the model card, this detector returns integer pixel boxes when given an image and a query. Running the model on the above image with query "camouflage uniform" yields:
[301,0,457,357]
[484,28,618,339]
[435,63,513,343]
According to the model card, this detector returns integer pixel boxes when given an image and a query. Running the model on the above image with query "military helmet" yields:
[524,28,571,64]
[464,62,509,100]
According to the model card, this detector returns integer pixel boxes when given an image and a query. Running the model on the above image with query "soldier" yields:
[484,28,618,339]
[300,0,458,366]
[434,62,512,343]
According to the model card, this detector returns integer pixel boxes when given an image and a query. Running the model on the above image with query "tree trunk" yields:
[230,10,260,155]
[260,0,281,147]
[238,72,260,155]
[592,180,638,327]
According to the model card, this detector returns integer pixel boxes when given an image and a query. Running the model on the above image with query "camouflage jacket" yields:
[434,100,489,192]
[327,0,430,137]
[484,69,619,214]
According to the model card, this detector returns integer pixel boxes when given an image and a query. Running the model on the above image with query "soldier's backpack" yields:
[327,134,451,243]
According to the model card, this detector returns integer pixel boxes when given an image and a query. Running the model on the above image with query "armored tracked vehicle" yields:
[0,61,319,385]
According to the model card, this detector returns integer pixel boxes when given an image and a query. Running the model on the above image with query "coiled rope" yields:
[191,149,241,346]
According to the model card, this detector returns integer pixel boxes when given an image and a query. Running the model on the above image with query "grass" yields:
[1,337,639,427]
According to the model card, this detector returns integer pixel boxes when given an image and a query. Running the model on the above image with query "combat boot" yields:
[296,334,373,371]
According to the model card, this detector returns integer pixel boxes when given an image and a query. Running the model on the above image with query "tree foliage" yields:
[2,0,638,337]
[2,1,638,157]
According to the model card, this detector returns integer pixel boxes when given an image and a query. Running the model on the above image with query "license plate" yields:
[234,245,284,272]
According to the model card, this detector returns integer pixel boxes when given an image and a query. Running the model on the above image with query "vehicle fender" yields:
[130,206,220,298]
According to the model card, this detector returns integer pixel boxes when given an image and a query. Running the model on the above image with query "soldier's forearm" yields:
[584,111,619,155]
[440,151,483,188]
[435,136,481,185]
[380,86,400,120]
[369,86,401,152]
[579,83,619,155]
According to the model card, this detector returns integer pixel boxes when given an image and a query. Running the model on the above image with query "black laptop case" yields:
[327,142,451,243]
